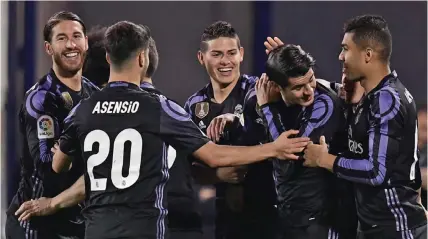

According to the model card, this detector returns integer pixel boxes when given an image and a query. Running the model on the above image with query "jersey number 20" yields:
[84,129,177,191]
[84,129,142,191]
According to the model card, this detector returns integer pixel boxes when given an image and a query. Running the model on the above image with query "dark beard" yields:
[53,51,86,78]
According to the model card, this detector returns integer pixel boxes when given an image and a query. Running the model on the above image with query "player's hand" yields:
[255,73,281,106]
[264,37,285,55]
[303,136,328,167]
[207,113,238,142]
[216,166,248,184]
[51,142,59,154]
[15,197,56,221]
[273,130,310,160]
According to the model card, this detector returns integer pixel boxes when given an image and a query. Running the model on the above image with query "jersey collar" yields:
[105,81,141,91]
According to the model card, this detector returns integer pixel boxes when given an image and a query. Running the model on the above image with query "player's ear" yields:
[106,53,111,65]
[365,48,373,63]
[44,41,53,56]
[239,47,244,62]
[84,35,89,51]
[197,51,204,66]
[138,50,145,68]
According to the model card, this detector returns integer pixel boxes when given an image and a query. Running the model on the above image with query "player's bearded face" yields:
[199,37,244,86]
[339,32,365,82]
[341,73,364,104]
[46,20,88,76]
[281,68,316,107]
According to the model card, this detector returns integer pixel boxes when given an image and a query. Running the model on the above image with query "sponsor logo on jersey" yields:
[354,107,363,124]
[37,115,55,139]
[195,102,209,119]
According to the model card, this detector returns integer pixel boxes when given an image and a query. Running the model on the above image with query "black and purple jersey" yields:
[59,81,209,239]
[8,69,99,238]
[333,71,427,234]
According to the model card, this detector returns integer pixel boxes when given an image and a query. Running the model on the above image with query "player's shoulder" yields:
[185,84,209,108]
[82,76,101,92]
[369,81,402,121]
[24,74,58,117]
[314,83,339,107]
[240,74,258,89]
[316,78,341,95]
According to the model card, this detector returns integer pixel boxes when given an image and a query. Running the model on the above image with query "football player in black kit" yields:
[245,43,351,239]
[47,21,309,239]
[184,21,277,239]
[5,11,99,239]
[304,14,428,239]
[16,26,205,239]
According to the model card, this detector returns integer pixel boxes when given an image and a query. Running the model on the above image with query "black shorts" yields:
[169,230,203,239]
[5,213,83,239]
[276,221,338,239]
[215,203,278,239]
[357,223,427,239]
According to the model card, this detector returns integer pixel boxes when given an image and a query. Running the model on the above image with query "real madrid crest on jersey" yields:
[61,92,73,110]
[195,102,209,119]
[234,104,245,125]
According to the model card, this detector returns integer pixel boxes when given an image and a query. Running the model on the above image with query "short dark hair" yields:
[83,26,109,88]
[43,11,86,42]
[265,44,316,88]
[343,14,392,63]
[105,21,151,70]
[146,37,159,78]
[200,21,240,52]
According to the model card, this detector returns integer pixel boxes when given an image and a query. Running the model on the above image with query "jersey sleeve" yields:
[59,102,81,157]
[24,90,60,164]
[333,88,401,186]
[259,103,286,141]
[241,87,269,145]
[158,95,210,155]
[297,93,336,143]
[23,89,63,196]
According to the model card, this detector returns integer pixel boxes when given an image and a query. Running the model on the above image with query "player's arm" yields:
[157,96,310,167]
[304,89,401,186]
[52,103,81,173]
[15,175,85,221]
[23,91,63,196]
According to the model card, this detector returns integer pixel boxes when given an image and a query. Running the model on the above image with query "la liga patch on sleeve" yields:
[37,115,55,139]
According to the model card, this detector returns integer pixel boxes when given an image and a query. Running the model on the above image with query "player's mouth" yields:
[63,51,80,61]
[218,67,233,76]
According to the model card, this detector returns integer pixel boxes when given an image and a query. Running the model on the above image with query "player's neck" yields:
[109,70,141,87]
[361,64,391,94]
[210,76,239,103]
[142,77,153,85]
[52,64,82,92]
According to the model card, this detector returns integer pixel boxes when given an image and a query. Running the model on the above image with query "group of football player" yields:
[4,10,428,239]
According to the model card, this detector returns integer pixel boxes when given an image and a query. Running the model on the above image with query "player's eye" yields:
[74,34,83,39]
[211,53,221,57]
[57,37,66,41]
[228,51,237,56]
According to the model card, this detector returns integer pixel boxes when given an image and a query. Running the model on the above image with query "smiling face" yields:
[280,68,316,107]
[198,37,244,86]
[338,32,368,82]
[45,20,88,76]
